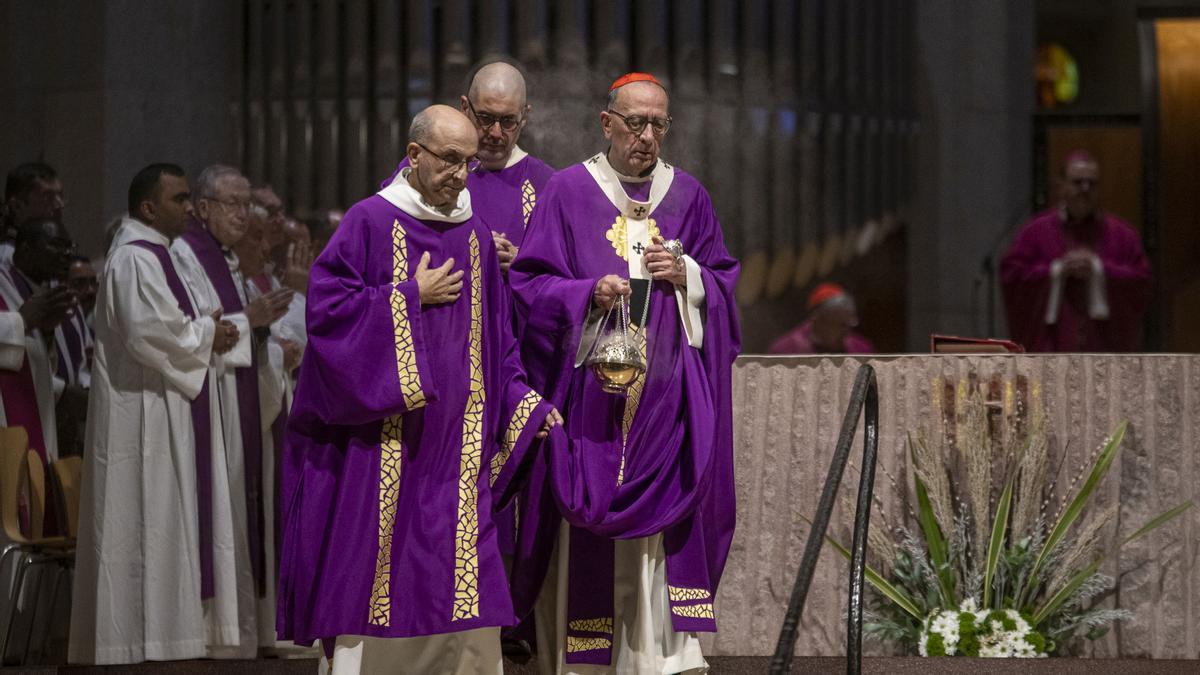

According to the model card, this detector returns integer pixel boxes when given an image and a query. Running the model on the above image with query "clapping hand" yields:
[20,286,74,334]
[280,338,302,372]
[245,288,294,328]
[283,241,313,294]
[211,310,240,355]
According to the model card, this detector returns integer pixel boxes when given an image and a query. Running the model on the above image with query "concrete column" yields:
[0,0,241,258]
[908,0,1035,346]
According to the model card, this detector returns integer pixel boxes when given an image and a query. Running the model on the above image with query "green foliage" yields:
[833,398,1196,658]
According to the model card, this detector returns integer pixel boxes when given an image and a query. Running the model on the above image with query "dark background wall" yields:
[0,0,242,260]
[18,0,1176,352]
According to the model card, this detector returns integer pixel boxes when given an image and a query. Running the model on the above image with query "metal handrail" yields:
[769,363,880,675]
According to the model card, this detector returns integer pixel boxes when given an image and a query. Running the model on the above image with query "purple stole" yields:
[55,309,90,386]
[181,219,267,596]
[0,271,49,462]
[126,239,216,599]
[272,396,286,572]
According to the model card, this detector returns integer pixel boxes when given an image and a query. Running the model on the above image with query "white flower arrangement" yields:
[825,379,1194,657]
[919,600,1049,658]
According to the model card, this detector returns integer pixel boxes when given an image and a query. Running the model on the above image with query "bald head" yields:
[409,104,477,147]
[405,105,478,210]
[461,61,532,170]
[608,79,669,111]
[468,62,527,108]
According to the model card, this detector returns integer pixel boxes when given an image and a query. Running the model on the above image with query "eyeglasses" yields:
[205,197,251,214]
[416,142,482,173]
[466,99,523,132]
[607,109,672,137]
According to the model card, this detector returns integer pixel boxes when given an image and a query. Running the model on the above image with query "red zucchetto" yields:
[609,72,663,91]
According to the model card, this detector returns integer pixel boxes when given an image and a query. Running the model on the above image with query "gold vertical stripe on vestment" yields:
[521,179,536,227]
[490,389,542,485]
[389,219,425,410]
[453,231,486,621]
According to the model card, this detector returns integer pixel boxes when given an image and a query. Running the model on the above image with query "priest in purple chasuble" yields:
[508,73,740,674]
[277,105,559,674]
[172,165,295,656]
[1000,151,1151,352]
[379,61,555,570]
[380,61,555,273]
[70,164,242,664]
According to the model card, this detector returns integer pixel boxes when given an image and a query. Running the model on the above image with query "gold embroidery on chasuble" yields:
[490,389,542,486]
[567,636,613,653]
[521,179,536,227]
[568,617,614,633]
[668,586,711,602]
[369,218,423,626]
[453,231,486,621]
[369,417,404,626]
[671,603,715,619]
[605,215,660,261]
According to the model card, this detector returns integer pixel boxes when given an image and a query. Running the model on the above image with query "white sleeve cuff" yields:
[222,313,253,368]
[1087,254,1110,320]
[574,305,607,368]
[1044,259,1064,325]
[0,312,27,371]
[674,255,706,349]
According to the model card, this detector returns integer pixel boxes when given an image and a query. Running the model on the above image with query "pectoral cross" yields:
[632,205,647,218]
[632,242,646,255]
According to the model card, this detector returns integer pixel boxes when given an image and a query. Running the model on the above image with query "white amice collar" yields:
[377,167,473,223]
[583,151,674,219]
[504,145,529,169]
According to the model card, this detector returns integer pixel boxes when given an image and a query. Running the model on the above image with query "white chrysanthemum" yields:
[975,609,1045,658]
[919,608,963,656]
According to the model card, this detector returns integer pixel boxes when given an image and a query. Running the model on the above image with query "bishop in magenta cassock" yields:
[1001,151,1152,352]
[70,164,242,664]
[508,73,740,674]
[277,105,558,675]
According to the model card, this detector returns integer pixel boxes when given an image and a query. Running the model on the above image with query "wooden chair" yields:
[49,457,81,540]
[0,429,72,664]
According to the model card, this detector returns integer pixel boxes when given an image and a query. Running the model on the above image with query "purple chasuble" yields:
[125,239,216,600]
[276,193,552,644]
[383,155,554,563]
[180,218,267,596]
[508,161,741,665]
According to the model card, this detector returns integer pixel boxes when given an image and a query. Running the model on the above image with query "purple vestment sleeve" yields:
[299,213,435,427]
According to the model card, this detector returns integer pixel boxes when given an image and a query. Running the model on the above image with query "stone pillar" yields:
[0,0,242,258]
[908,0,1035,346]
